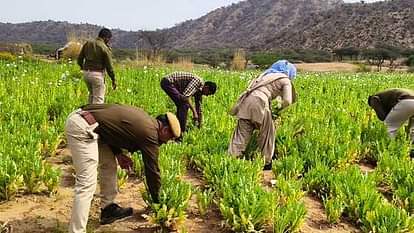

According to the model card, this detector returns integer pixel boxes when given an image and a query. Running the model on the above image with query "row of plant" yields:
[0,58,83,200]
[176,69,308,232]
[273,73,414,232]
[2,57,414,232]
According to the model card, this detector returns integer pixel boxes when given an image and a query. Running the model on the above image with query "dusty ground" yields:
[295,62,409,73]
[0,150,362,233]
[295,63,359,72]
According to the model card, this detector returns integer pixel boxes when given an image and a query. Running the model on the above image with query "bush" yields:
[62,41,82,60]
[0,52,16,61]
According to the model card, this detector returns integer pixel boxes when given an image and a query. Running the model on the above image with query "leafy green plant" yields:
[196,188,215,217]
[116,168,128,189]
[323,196,345,224]
[142,175,192,232]
[43,164,61,195]
[131,152,144,178]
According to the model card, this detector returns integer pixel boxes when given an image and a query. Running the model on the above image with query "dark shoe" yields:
[263,163,272,171]
[410,150,414,159]
[100,203,133,225]
[175,136,183,143]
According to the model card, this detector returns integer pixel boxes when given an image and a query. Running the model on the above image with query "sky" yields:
[0,0,382,31]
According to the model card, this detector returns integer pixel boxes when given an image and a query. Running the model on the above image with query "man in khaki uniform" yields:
[65,104,180,233]
[368,88,414,157]
[77,28,116,104]
[228,60,297,170]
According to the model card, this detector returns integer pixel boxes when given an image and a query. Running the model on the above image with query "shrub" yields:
[62,41,82,60]
[0,52,15,61]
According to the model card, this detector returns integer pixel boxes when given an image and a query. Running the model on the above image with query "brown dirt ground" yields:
[358,161,376,174]
[0,150,361,233]
[295,62,409,73]
[295,63,359,72]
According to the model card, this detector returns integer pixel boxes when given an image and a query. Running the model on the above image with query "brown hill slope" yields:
[161,0,343,49]
[0,0,413,50]
[264,0,414,50]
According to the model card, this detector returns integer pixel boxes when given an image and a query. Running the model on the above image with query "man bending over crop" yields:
[65,104,180,233]
[368,88,414,157]
[77,28,116,104]
[160,72,217,137]
[228,60,297,170]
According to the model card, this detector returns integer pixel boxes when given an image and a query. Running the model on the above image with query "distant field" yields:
[296,62,359,72]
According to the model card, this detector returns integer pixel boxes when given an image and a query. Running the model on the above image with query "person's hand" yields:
[192,112,198,121]
[193,118,202,128]
[111,79,117,90]
[116,153,133,171]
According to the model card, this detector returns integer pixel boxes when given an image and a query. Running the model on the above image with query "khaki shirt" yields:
[231,73,295,124]
[77,38,115,79]
[82,104,161,201]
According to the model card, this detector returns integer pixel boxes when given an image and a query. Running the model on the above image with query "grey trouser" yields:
[228,112,275,165]
[385,99,414,143]
[83,71,105,104]
[65,110,117,233]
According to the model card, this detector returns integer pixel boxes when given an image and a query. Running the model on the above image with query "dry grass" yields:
[172,57,193,71]
[122,51,194,71]
[61,30,92,60]
[231,49,247,71]
[62,41,82,60]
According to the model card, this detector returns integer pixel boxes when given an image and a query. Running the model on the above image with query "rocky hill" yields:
[264,0,414,50]
[0,0,413,51]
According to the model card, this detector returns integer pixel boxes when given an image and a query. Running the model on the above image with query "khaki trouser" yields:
[65,110,118,233]
[228,109,275,165]
[384,99,414,143]
[83,71,105,104]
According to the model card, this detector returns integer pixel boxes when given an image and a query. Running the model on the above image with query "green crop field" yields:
[1,57,414,232]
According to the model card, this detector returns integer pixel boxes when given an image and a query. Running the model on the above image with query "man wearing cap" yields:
[77,28,116,104]
[368,88,414,157]
[65,104,180,233]
[160,71,217,136]
[228,60,297,170]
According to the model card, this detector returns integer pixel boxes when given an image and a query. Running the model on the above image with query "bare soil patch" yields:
[358,161,376,174]
[296,63,359,72]
[301,195,361,233]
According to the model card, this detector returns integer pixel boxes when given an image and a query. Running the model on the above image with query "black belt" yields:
[78,110,97,125]
[400,96,414,100]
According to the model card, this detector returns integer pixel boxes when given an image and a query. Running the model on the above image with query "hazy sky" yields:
[0,0,382,31]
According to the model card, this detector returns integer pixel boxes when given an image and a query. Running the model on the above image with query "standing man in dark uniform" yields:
[368,88,414,157]
[160,72,217,136]
[77,28,116,104]
[65,104,180,233]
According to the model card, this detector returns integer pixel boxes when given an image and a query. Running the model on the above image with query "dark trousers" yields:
[161,78,189,133]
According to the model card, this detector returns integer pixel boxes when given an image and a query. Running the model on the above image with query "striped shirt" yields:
[165,72,204,97]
